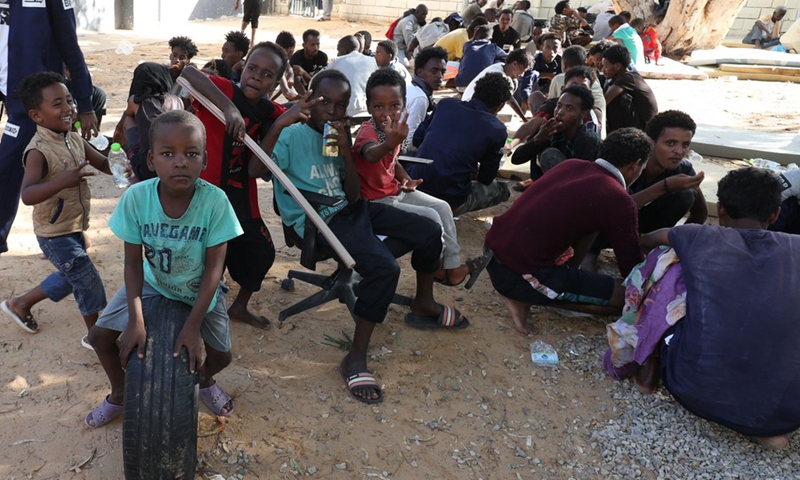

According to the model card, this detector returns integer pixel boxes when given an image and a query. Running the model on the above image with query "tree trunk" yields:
[612,0,749,56]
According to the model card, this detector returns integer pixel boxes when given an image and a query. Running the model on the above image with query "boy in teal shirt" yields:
[85,110,243,428]
[609,15,644,66]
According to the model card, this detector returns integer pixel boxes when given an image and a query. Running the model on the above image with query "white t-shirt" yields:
[327,51,378,117]
[462,63,513,102]
[415,21,450,50]
[405,83,428,147]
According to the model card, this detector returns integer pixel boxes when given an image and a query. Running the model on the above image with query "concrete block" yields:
[760,8,777,18]
[731,19,745,31]
[748,0,774,8]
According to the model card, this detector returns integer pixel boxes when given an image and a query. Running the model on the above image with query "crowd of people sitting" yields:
[2,0,799,453]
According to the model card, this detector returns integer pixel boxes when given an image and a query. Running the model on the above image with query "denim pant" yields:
[38,232,107,316]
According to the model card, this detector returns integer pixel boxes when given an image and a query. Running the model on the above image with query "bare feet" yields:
[228,305,270,329]
[434,263,470,286]
[633,356,661,394]
[753,434,790,450]
[499,295,533,335]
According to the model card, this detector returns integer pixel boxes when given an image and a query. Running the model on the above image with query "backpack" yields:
[386,17,400,40]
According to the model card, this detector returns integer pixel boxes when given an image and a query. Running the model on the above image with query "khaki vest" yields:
[24,126,91,237]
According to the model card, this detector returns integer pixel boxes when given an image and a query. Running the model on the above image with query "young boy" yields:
[608,15,644,65]
[261,70,467,404]
[275,31,305,101]
[602,44,657,133]
[636,167,800,450]
[180,41,289,330]
[631,19,661,65]
[353,68,475,287]
[1,73,111,346]
[222,30,250,83]
[409,72,512,216]
[235,0,263,49]
[85,110,243,428]
[167,36,199,82]
[374,40,412,86]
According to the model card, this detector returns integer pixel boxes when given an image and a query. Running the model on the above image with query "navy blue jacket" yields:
[2,0,93,116]
[408,98,506,207]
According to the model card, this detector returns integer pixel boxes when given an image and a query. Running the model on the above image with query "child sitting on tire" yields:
[85,110,244,428]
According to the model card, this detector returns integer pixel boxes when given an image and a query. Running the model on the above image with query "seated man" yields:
[393,4,429,65]
[326,35,378,117]
[550,1,591,46]
[454,23,508,89]
[634,167,800,450]
[434,16,486,62]
[511,85,600,180]
[408,73,512,216]
[608,14,644,65]
[743,6,787,49]
[462,48,531,120]
[547,45,606,134]
[529,33,562,111]
[602,44,657,132]
[262,70,468,405]
[485,128,652,334]
[582,110,707,270]
[511,1,535,42]
[409,13,463,55]
[631,19,662,65]
[462,0,486,28]
[492,9,521,51]
[290,29,329,91]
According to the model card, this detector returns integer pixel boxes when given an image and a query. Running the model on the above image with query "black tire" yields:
[123,296,198,480]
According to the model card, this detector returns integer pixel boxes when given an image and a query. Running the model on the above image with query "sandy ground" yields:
[0,15,798,480]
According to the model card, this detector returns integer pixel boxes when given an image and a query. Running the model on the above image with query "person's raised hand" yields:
[533,117,560,144]
[665,172,704,192]
[384,111,409,147]
[77,111,99,140]
[283,90,323,125]
[326,118,353,149]
[58,159,94,188]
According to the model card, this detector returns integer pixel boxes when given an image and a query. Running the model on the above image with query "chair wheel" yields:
[281,278,295,291]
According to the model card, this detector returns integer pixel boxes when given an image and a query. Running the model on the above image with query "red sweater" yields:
[486,160,642,276]
[640,26,662,63]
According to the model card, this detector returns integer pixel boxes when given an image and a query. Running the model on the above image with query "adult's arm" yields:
[405,96,428,145]
[606,201,645,276]
[604,84,624,104]
[477,138,504,185]
[686,186,708,224]
[179,66,246,140]
[48,1,97,138]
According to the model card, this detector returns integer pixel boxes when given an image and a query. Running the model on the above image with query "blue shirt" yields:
[109,178,243,312]
[272,123,348,236]
[408,98,507,206]
[455,40,507,88]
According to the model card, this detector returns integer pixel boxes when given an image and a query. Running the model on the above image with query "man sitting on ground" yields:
[290,29,329,91]
[394,4,429,65]
[547,44,606,134]
[582,110,707,270]
[492,9,522,50]
[462,0,486,28]
[435,16,485,61]
[485,128,652,334]
[326,35,378,118]
[511,1,535,42]
[550,1,591,46]
[409,13,463,55]
[743,6,787,49]
[602,44,657,132]
[408,73,512,216]
[511,84,600,180]
[462,48,531,121]
[634,167,800,450]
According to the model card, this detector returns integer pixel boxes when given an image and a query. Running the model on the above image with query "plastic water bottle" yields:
[108,142,130,189]
[750,158,783,172]
[530,340,559,366]
[74,121,109,151]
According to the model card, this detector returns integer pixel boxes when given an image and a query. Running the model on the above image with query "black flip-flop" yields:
[405,305,469,330]
[1,300,38,333]
[340,366,383,404]
[464,251,493,290]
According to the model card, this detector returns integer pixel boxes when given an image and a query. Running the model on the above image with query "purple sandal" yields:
[85,396,124,429]
[199,382,234,417]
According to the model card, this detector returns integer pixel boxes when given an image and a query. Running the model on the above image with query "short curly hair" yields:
[377,39,398,59]
[588,40,616,57]
[718,167,782,222]
[275,31,296,50]
[414,46,448,76]
[225,30,250,56]
[168,36,198,59]
[18,71,66,111]
[598,127,653,168]
[149,109,206,155]
[506,48,532,69]
[645,110,697,142]
[561,85,594,111]
[564,65,597,86]
[366,68,407,105]
[473,72,513,110]
[602,43,631,67]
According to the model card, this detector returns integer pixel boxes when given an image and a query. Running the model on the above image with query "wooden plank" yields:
[689,48,800,67]
[702,69,800,83]
[720,40,755,49]
[718,63,800,76]
[636,56,708,80]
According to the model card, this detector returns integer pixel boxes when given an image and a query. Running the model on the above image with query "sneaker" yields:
[81,335,94,351]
